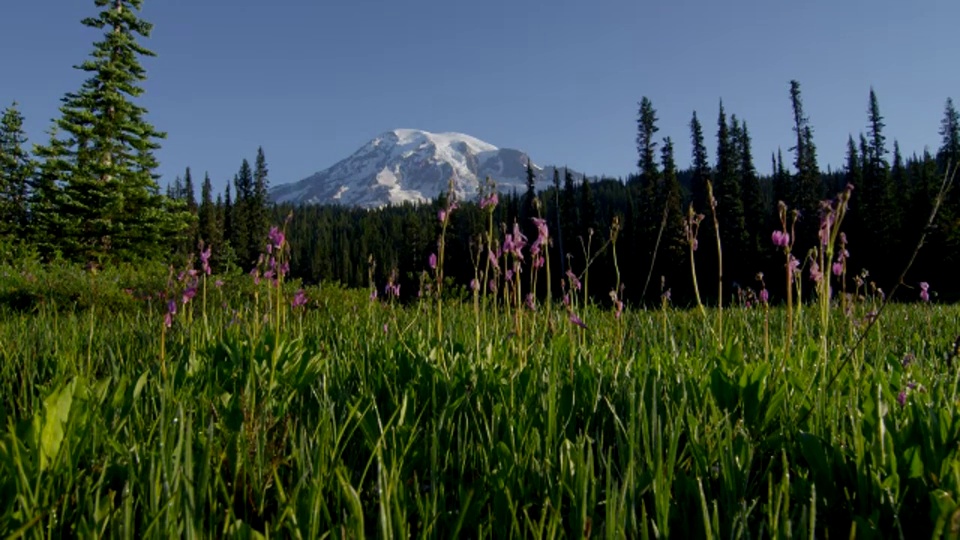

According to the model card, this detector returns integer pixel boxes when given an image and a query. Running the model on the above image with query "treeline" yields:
[1,0,957,305]
[267,83,960,306]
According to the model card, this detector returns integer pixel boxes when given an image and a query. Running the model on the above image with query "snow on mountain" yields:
[269,129,583,208]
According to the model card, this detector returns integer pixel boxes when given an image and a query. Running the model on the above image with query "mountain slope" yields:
[270,129,582,207]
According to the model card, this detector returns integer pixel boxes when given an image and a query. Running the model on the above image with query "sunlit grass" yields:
[1,257,959,537]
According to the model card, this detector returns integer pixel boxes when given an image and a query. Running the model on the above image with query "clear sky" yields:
[2,0,958,194]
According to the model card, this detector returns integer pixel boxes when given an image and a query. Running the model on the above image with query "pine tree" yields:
[552,168,565,274]
[30,130,71,254]
[636,97,660,186]
[690,111,711,214]
[658,136,685,291]
[938,97,960,171]
[231,160,254,266]
[861,89,897,275]
[182,167,200,249]
[251,147,270,246]
[714,102,747,282]
[561,167,578,261]
[183,167,197,213]
[198,172,220,250]
[737,120,764,261]
[0,103,34,241]
[523,158,537,218]
[37,0,182,262]
[845,136,861,188]
[937,97,960,218]
[788,80,821,224]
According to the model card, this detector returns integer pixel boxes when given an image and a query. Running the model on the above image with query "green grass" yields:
[1,263,960,538]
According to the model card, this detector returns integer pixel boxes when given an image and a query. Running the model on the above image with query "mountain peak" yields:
[270,129,580,208]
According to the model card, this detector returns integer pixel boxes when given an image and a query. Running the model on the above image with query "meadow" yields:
[1,229,960,539]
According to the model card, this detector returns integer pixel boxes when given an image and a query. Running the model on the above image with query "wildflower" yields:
[614,299,624,319]
[818,206,835,246]
[531,217,549,245]
[480,192,499,210]
[438,209,447,223]
[200,246,212,275]
[759,288,769,304]
[487,247,500,270]
[525,293,536,311]
[897,390,907,407]
[566,270,581,291]
[250,268,261,285]
[268,226,285,250]
[832,261,843,276]
[506,269,514,282]
[809,262,822,283]
[291,289,308,308]
[488,279,497,293]
[920,282,930,302]
[369,288,378,301]
[164,300,177,328]
[383,323,389,334]
[771,230,790,248]
[569,312,588,329]
[429,253,437,270]
[215,279,224,288]
[507,224,527,259]
[182,287,197,305]
[470,278,479,291]
[788,255,800,274]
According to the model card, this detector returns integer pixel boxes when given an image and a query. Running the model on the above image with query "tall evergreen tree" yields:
[737,120,764,261]
[634,98,662,276]
[183,167,197,213]
[561,167,578,261]
[523,158,537,218]
[552,167,565,274]
[860,89,897,277]
[690,111,711,214]
[231,160,254,265]
[788,80,821,226]
[37,0,182,262]
[658,136,685,293]
[0,103,34,241]
[223,182,233,248]
[938,97,960,171]
[183,167,199,248]
[937,97,960,217]
[30,130,71,254]
[198,172,220,250]
[636,97,660,186]
[251,147,270,245]
[714,103,747,283]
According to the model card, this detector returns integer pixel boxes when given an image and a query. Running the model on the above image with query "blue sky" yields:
[2,0,958,194]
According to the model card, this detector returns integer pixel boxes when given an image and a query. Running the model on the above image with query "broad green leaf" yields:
[39,380,74,472]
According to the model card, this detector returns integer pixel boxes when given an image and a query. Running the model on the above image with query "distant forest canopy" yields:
[0,0,957,305]
[4,84,960,306]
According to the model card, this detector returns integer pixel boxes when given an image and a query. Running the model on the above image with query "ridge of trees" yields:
[2,1,959,304]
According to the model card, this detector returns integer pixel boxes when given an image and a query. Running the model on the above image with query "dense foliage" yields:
[2,249,960,537]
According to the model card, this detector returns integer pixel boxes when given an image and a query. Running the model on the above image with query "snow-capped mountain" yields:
[270,129,583,208]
